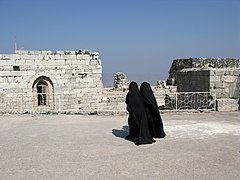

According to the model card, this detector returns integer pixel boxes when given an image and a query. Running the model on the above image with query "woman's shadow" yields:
[112,126,129,139]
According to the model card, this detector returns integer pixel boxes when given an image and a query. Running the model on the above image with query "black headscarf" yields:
[125,82,155,145]
[140,82,166,138]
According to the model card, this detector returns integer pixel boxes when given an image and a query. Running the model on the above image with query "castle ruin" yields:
[166,58,240,111]
[167,58,240,98]
[0,51,239,114]
[0,50,102,113]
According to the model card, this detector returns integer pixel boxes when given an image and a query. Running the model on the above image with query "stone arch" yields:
[32,76,54,112]
[27,72,58,92]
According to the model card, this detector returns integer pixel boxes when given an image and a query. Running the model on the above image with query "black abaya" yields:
[125,82,155,145]
[140,82,166,138]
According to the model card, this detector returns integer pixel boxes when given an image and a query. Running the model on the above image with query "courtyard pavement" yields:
[0,112,240,180]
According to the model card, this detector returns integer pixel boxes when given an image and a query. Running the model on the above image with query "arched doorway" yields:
[32,76,54,112]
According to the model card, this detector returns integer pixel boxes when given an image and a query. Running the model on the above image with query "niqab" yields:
[125,82,155,145]
[140,82,166,138]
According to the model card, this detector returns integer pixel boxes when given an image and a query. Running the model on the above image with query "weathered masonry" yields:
[166,58,240,111]
[0,50,102,113]
[1,52,240,114]
[167,58,240,99]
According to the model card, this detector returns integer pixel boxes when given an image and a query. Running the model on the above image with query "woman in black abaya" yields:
[140,82,166,138]
[125,82,155,145]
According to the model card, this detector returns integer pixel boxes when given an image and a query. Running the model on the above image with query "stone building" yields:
[167,58,240,98]
[0,50,102,113]
[1,52,239,114]
[166,58,240,111]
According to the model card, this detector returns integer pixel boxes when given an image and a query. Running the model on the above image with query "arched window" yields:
[32,76,54,111]
[37,80,48,106]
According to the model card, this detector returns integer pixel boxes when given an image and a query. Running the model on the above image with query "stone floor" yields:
[0,112,240,180]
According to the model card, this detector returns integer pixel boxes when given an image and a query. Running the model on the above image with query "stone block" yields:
[0,71,11,77]
[33,60,45,66]
[15,59,26,65]
[56,60,66,66]
[3,66,13,71]
[92,69,102,74]
[0,83,10,89]
[222,76,235,83]
[71,59,86,65]
[209,70,217,76]
[210,75,221,81]
[76,55,90,60]
[24,60,35,65]
[76,65,83,70]
[54,69,65,75]
[0,77,8,83]
[89,60,98,65]
[216,98,238,111]
[25,71,36,76]
[67,54,76,59]
[214,81,223,88]
[18,82,28,89]
[215,70,225,76]
[64,59,72,65]
[56,51,64,55]
[233,70,240,76]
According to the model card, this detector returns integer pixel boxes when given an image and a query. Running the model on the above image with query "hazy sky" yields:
[0,0,239,83]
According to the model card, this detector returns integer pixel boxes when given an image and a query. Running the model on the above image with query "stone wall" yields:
[209,69,240,98]
[175,68,240,98]
[176,69,210,92]
[167,58,240,85]
[113,72,130,91]
[0,50,102,113]
[166,58,240,99]
[1,53,239,114]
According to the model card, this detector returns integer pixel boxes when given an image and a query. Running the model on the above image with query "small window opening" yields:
[13,66,20,71]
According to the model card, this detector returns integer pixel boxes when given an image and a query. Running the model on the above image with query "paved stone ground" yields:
[0,112,240,180]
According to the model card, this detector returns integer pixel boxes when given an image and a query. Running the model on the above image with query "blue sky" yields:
[0,0,240,85]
